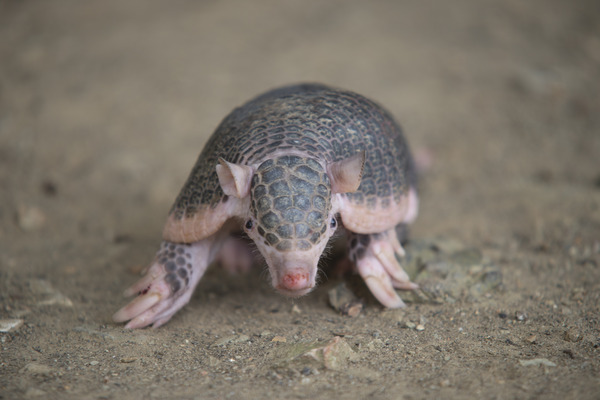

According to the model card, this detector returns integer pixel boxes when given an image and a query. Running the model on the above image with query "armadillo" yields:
[113,84,419,328]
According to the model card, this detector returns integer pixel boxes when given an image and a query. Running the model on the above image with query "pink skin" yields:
[112,224,330,328]
[113,238,218,329]
[242,204,337,297]
[113,206,415,328]
[113,153,418,328]
[353,228,418,308]
[216,235,255,274]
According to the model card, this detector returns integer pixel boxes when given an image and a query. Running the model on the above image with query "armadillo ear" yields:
[327,151,366,194]
[216,158,254,198]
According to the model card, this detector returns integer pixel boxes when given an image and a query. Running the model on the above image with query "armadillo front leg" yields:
[113,238,221,329]
[348,227,418,308]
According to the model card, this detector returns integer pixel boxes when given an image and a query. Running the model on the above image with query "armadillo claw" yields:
[112,293,161,323]
[113,268,193,329]
[391,279,419,291]
[114,240,216,329]
[372,241,411,284]
[123,287,195,329]
[122,266,162,297]
[363,275,406,308]
[351,228,416,308]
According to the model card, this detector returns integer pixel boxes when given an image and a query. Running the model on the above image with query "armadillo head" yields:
[216,152,365,297]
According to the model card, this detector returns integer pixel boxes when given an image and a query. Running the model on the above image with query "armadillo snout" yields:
[278,270,312,293]
[275,269,314,297]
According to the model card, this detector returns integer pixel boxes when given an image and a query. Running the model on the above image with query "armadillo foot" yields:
[348,227,418,308]
[216,234,254,274]
[113,240,213,328]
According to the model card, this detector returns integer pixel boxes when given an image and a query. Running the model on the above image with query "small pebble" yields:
[405,321,416,329]
[328,283,363,317]
[416,324,425,331]
[24,387,47,398]
[526,334,537,344]
[342,301,363,317]
[271,336,287,343]
[515,311,528,321]
[89,361,99,366]
[563,328,582,342]
[21,363,53,375]
[120,357,137,363]
[519,358,556,367]
[213,334,249,346]
[0,319,24,332]
[17,205,46,231]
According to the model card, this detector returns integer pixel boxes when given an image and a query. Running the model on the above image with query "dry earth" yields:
[1,1,599,399]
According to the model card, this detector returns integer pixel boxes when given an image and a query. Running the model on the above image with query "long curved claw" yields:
[113,238,217,329]
[123,268,162,297]
[123,285,196,329]
[350,228,417,308]
[355,250,407,308]
[372,242,410,284]
[363,275,406,308]
[113,293,161,323]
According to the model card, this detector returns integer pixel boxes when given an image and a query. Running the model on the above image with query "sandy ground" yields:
[1,0,599,399]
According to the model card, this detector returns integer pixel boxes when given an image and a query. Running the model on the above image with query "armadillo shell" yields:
[163,83,417,243]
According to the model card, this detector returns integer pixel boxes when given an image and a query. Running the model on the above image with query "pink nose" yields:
[279,271,310,291]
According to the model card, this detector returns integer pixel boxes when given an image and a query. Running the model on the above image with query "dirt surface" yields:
[1,1,599,399]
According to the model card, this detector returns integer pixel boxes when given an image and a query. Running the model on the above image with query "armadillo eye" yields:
[245,219,254,230]
[330,217,337,229]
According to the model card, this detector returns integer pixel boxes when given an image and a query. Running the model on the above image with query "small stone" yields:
[304,336,358,370]
[120,357,137,363]
[526,334,537,344]
[89,361,99,366]
[0,318,24,332]
[519,358,556,367]
[17,205,46,231]
[515,311,528,321]
[271,336,287,343]
[404,321,416,329]
[260,330,273,338]
[563,328,582,342]
[30,279,73,307]
[571,288,585,301]
[366,339,384,351]
[342,301,363,317]
[328,283,363,317]
[24,388,47,398]
[291,304,302,314]
[416,324,425,331]
[236,334,250,343]
[213,334,250,346]
[21,363,53,375]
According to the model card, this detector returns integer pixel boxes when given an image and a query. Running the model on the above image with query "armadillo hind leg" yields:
[216,234,255,274]
[113,239,220,329]
[348,226,418,308]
